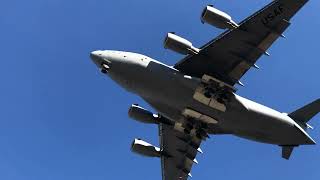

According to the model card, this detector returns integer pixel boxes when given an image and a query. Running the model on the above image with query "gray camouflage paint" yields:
[90,50,315,145]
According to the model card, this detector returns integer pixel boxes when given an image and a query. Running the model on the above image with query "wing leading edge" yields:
[158,1,309,179]
[174,0,309,86]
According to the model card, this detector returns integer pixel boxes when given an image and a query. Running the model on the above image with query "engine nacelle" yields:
[164,32,200,55]
[131,139,161,158]
[201,5,239,29]
[128,104,175,126]
[128,104,159,124]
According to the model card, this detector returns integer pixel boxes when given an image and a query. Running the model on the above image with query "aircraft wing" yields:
[159,123,203,180]
[174,0,308,86]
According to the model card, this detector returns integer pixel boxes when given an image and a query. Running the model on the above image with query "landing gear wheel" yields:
[101,69,108,74]
[204,91,212,98]
[217,98,224,104]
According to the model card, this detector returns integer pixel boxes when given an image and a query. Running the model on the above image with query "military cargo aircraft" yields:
[90,0,319,179]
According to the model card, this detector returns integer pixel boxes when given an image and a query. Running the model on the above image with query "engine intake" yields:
[201,5,239,29]
[164,32,200,55]
[131,139,161,158]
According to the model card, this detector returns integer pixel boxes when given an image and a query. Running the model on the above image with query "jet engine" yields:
[128,104,159,124]
[164,32,200,55]
[128,104,174,125]
[131,139,161,158]
[201,5,239,29]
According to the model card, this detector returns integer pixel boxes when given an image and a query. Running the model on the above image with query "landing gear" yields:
[196,129,209,140]
[204,90,212,98]
[203,85,231,105]
[217,97,224,104]
[100,64,110,74]
[182,119,210,140]
[101,69,108,74]
[195,122,209,140]
[193,75,236,112]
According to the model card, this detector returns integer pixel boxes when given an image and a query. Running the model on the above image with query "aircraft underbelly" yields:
[223,100,314,145]
[231,112,296,144]
[138,63,312,145]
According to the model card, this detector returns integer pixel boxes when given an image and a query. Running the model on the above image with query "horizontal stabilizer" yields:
[289,99,320,123]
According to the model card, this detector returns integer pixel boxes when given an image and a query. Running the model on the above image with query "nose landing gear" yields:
[100,64,110,74]
[101,69,108,74]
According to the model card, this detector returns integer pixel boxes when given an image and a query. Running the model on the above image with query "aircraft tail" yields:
[280,99,319,160]
[288,99,320,128]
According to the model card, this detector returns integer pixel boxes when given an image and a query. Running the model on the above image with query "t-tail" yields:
[281,99,320,160]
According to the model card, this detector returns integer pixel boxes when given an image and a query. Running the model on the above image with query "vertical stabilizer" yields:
[281,146,297,160]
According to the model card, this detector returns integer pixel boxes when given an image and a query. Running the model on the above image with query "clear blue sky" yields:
[0,0,319,179]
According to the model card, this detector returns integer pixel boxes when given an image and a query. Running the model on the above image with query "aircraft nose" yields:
[90,50,112,74]
[90,50,104,67]
[90,51,101,61]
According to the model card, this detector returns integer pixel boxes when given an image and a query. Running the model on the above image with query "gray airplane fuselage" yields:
[90,50,315,146]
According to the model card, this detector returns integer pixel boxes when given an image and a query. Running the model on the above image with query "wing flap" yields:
[160,124,203,180]
[227,18,291,81]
